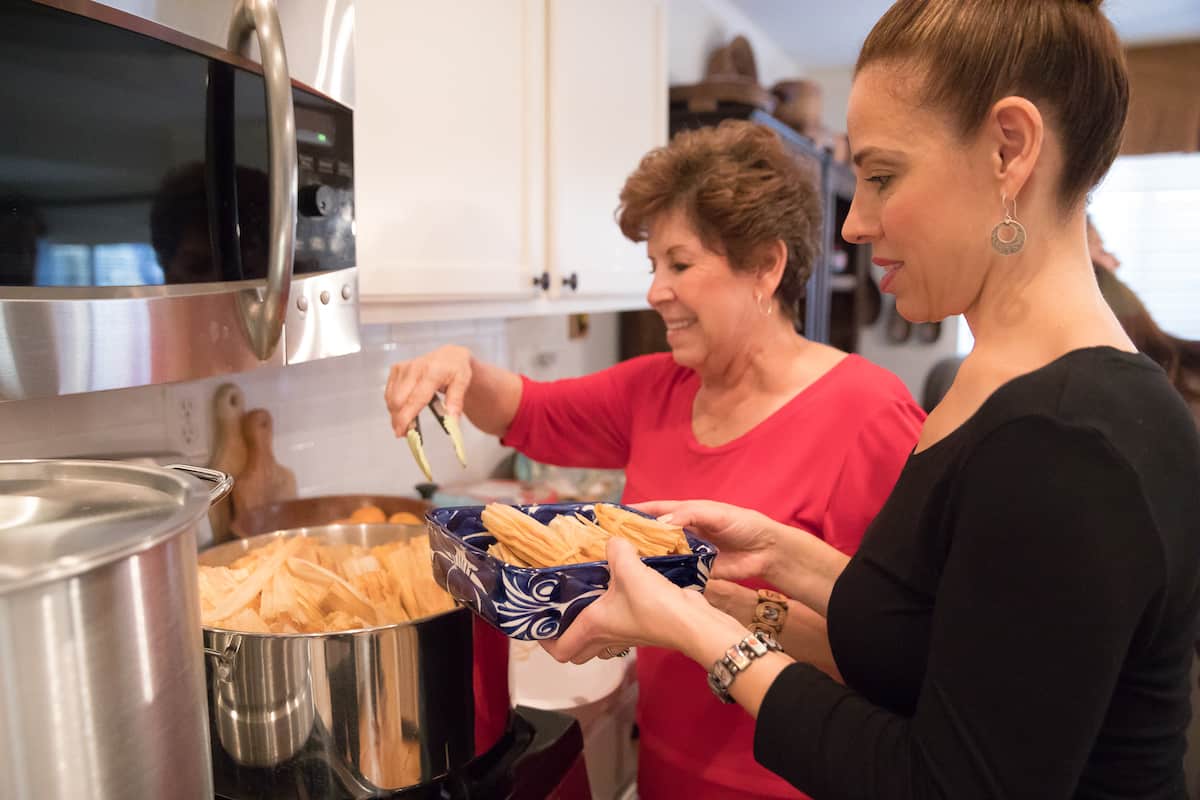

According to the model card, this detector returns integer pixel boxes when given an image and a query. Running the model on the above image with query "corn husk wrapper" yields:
[199,534,453,633]
[480,503,692,568]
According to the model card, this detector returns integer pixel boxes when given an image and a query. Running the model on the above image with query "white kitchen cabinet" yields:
[355,0,664,320]
[355,1,546,303]
[546,0,666,302]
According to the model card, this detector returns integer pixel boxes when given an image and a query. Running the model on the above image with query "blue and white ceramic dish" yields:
[426,502,718,641]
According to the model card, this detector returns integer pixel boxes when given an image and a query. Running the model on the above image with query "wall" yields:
[668,0,804,86]
[0,314,619,497]
[807,64,855,133]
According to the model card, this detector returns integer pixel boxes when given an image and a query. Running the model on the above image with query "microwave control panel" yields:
[293,98,355,276]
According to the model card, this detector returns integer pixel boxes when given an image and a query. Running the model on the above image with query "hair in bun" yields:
[857,0,1127,209]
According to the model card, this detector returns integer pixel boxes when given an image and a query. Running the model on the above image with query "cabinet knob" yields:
[532,272,550,291]
[562,272,579,291]
[298,184,336,217]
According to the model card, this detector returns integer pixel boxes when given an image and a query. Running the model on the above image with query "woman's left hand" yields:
[541,536,736,665]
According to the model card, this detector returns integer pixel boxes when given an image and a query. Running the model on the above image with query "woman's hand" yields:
[385,345,473,437]
[635,500,780,585]
[636,499,850,617]
[541,536,746,665]
[542,537,789,719]
[385,346,523,439]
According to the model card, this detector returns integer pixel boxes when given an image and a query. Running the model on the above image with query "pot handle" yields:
[203,636,242,682]
[167,464,235,506]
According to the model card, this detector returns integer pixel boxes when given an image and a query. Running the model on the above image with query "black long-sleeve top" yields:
[755,347,1200,798]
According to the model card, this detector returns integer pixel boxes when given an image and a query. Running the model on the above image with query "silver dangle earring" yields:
[991,192,1026,256]
[755,292,773,317]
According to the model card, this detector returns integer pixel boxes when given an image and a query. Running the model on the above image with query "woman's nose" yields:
[842,195,879,245]
[646,271,673,307]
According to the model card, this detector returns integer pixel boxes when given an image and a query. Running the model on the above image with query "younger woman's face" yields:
[842,64,1001,323]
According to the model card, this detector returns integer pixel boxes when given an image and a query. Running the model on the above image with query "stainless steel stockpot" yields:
[0,460,232,800]
[200,524,481,799]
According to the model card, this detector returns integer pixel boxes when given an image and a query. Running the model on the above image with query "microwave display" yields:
[297,107,337,148]
[0,1,354,289]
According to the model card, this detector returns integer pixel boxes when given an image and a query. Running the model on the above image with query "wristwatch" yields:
[748,589,788,638]
[707,630,783,704]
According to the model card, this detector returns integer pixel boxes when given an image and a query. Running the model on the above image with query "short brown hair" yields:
[617,120,822,322]
[857,0,1128,209]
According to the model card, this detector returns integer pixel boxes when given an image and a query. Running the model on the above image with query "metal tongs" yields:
[405,394,467,482]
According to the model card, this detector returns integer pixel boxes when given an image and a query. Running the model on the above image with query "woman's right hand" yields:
[637,499,850,617]
[635,500,781,584]
[384,345,473,437]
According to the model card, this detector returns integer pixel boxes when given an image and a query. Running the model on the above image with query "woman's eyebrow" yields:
[852,146,905,168]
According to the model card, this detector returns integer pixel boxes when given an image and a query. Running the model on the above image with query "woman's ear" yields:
[757,239,788,296]
[988,96,1044,200]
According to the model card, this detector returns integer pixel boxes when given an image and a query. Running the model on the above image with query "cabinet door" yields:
[546,0,666,301]
[356,1,546,302]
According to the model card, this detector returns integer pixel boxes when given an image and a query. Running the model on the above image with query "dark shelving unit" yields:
[825,158,877,353]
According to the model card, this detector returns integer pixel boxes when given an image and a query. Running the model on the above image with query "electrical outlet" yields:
[163,384,209,460]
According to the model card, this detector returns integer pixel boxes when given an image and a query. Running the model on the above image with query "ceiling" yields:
[728,0,1200,70]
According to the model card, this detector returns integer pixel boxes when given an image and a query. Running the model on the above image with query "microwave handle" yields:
[227,0,296,361]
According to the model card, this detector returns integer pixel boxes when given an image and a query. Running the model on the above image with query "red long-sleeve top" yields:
[501,352,924,799]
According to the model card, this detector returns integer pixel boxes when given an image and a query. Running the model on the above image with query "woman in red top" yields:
[384,121,924,799]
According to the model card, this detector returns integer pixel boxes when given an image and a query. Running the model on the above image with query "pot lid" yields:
[0,460,222,594]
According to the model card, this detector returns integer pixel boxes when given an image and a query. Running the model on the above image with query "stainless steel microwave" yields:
[0,0,360,401]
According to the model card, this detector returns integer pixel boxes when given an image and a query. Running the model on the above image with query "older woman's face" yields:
[842,65,998,323]
[644,208,760,371]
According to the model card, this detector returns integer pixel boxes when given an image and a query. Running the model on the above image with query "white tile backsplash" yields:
[0,313,619,500]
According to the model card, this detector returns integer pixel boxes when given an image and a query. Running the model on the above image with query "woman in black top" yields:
[543,0,1200,797]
